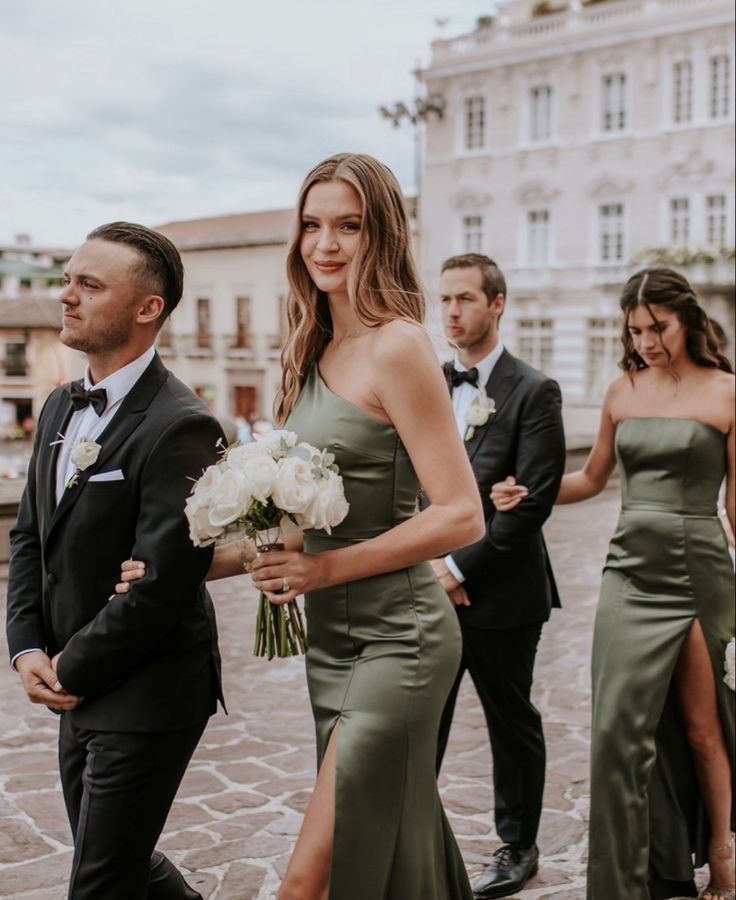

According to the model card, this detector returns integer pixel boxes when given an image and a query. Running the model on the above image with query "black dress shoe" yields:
[648,874,698,899]
[472,843,540,898]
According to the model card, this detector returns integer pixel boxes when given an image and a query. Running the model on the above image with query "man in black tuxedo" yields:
[6,222,225,899]
[430,253,565,899]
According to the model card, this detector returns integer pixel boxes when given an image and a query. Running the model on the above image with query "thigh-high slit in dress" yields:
[286,364,473,900]
[587,418,735,900]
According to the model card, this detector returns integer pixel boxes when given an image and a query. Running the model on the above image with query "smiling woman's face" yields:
[300,179,363,298]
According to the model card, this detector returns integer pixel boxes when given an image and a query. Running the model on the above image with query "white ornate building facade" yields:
[155,211,294,425]
[420,0,735,439]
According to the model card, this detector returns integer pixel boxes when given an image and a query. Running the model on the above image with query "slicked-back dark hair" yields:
[86,221,183,326]
[441,253,507,304]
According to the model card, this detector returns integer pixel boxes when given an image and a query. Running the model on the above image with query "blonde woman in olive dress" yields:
[120,154,483,900]
[491,269,734,900]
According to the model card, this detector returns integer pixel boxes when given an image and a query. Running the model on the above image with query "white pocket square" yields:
[88,469,125,482]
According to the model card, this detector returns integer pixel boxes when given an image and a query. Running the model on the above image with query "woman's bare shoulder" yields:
[710,367,735,389]
[605,372,635,402]
[710,368,735,409]
[371,318,434,362]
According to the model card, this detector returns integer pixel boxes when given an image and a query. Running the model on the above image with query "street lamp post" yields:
[379,86,445,219]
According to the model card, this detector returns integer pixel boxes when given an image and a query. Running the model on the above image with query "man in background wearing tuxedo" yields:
[430,253,565,899]
[7,222,225,899]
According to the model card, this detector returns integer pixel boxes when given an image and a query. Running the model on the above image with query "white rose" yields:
[242,454,279,504]
[209,469,253,528]
[70,436,101,471]
[465,395,495,427]
[254,429,298,455]
[226,441,270,469]
[190,463,222,506]
[725,637,735,692]
[271,456,318,515]
[185,497,223,547]
[305,471,349,533]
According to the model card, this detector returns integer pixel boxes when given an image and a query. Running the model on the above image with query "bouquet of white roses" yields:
[185,430,349,659]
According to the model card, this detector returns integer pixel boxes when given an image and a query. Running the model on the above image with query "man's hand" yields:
[430,558,471,606]
[490,475,529,512]
[15,651,82,710]
[448,585,471,607]
[430,558,461,593]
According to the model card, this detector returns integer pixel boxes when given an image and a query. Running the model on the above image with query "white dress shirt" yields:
[445,341,504,584]
[55,346,156,503]
[12,346,156,670]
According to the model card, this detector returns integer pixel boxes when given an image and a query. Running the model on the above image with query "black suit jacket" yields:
[439,349,565,629]
[6,353,226,732]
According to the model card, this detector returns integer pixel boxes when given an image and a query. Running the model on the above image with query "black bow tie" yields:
[450,366,479,389]
[70,381,108,416]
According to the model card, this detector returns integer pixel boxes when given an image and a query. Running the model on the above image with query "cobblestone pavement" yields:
[0,486,707,899]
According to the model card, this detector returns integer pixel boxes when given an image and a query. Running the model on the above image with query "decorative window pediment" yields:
[588,175,634,199]
[659,150,716,188]
[516,180,560,205]
[449,189,493,211]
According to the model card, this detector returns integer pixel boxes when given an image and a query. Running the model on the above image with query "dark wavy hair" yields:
[619,267,732,376]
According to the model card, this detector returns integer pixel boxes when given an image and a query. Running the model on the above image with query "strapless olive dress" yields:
[286,364,472,900]
[587,418,735,900]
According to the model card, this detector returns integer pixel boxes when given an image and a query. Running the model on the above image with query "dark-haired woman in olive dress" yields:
[491,268,734,900]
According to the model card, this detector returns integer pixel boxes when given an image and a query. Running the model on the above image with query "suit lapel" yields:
[466,349,521,462]
[38,389,75,540]
[441,361,454,394]
[45,354,169,540]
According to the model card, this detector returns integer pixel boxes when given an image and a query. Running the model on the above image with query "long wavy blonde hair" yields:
[275,153,425,423]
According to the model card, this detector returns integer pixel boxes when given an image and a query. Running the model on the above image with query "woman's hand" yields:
[250,550,327,605]
[115,559,146,594]
[490,476,529,512]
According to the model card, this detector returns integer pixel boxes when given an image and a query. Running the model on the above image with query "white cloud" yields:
[0,0,494,245]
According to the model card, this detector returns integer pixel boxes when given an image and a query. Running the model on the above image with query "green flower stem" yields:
[251,595,309,659]
[251,540,308,659]
[252,593,309,659]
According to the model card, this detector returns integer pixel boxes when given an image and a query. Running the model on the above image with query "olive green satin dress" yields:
[286,364,472,900]
[588,418,735,900]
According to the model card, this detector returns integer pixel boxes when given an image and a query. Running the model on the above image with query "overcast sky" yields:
[1,0,494,248]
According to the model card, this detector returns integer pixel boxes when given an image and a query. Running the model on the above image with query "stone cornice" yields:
[423,2,733,82]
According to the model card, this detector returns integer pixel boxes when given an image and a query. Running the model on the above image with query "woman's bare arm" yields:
[491,379,621,511]
[117,531,305,591]
[724,384,735,540]
[556,382,619,504]
[252,321,485,601]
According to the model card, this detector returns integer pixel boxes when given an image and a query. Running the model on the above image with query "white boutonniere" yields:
[725,637,735,692]
[464,394,496,441]
[51,433,102,488]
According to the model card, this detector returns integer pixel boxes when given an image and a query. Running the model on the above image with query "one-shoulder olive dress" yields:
[587,418,735,900]
[286,364,473,900]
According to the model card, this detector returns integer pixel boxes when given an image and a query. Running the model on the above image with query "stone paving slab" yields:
[0,487,711,898]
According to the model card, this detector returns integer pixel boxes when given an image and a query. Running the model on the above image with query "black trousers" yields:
[59,713,208,900]
[437,622,545,849]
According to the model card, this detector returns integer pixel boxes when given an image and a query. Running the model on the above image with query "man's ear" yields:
[136,295,165,326]
[491,293,505,317]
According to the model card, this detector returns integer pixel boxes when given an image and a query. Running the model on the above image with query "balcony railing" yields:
[156,332,285,361]
[430,0,716,61]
